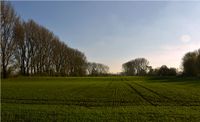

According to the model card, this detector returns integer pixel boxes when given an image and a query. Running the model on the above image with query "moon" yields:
[180,34,191,43]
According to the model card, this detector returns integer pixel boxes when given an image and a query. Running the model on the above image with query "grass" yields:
[1,76,200,122]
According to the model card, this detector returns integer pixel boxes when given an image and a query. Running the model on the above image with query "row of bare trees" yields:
[1,1,88,78]
[14,19,87,76]
[15,20,87,76]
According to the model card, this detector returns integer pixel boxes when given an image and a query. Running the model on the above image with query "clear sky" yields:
[11,1,200,73]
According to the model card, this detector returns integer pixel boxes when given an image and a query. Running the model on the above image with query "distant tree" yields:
[147,66,156,76]
[87,62,97,75]
[122,58,149,76]
[122,61,135,76]
[182,50,199,76]
[168,68,177,76]
[157,65,177,76]
[153,68,159,76]
[87,62,109,76]
[1,1,18,78]
[158,65,169,76]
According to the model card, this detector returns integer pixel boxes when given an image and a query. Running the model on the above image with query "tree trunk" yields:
[2,53,7,78]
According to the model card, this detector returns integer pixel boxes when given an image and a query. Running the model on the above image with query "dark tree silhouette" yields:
[122,58,149,76]
[157,65,177,76]
[182,49,200,76]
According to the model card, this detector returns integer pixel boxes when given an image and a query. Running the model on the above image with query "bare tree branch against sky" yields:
[11,1,200,73]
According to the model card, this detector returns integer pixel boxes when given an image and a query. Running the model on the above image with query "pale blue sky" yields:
[11,1,200,73]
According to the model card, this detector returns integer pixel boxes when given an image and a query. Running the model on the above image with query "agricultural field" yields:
[1,76,200,122]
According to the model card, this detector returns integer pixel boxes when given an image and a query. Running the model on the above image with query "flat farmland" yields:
[1,77,200,122]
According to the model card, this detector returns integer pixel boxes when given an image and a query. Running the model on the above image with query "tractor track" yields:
[124,82,156,106]
[123,80,200,106]
[131,81,172,101]
[1,98,148,107]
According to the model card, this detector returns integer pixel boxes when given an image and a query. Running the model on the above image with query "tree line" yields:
[1,1,110,78]
[122,58,177,76]
[122,49,200,77]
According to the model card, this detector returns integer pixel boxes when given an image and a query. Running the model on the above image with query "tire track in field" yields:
[124,82,156,106]
[1,98,98,107]
[2,98,200,107]
[126,81,200,106]
[1,98,140,107]
[112,87,117,106]
[131,82,172,101]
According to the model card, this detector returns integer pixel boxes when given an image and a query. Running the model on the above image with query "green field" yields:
[1,77,200,122]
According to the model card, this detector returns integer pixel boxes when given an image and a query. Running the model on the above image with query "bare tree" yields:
[13,18,25,75]
[1,1,18,78]
[69,49,87,76]
[87,62,109,76]
[122,58,149,76]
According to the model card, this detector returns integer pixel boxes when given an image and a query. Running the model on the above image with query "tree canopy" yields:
[182,49,200,76]
[122,58,150,76]
[87,62,109,76]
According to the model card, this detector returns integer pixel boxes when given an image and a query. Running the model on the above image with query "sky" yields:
[11,1,200,73]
